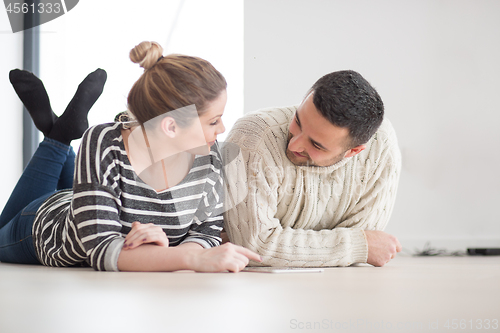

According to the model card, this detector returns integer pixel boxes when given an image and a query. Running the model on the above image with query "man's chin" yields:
[285,149,313,166]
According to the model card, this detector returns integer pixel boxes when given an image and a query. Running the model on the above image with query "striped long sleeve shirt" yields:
[33,123,224,271]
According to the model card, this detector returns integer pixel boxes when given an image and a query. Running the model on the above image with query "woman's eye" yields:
[210,120,219,126]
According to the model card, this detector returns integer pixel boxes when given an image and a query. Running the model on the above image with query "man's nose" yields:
[288,133,305,152]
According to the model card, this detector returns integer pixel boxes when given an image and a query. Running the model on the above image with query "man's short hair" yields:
[310,70,384,148]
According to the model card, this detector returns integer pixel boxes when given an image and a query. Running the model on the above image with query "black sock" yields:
[9,69,58,136]
[48,68,107,145]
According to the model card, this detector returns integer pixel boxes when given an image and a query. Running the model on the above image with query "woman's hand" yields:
[118,241,261,272]
[123,221,169,250]
[181,242,262,272]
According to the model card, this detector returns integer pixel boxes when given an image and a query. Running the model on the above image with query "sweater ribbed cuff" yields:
[104,237,126,271]
[350,228,368,264]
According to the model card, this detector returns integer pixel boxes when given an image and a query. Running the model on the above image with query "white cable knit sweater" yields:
[223,106,401,266]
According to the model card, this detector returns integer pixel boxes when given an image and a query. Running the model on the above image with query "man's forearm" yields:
[229,223,369,267]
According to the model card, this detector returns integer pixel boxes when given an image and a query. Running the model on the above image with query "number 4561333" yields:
[444,319,498,330]
[6,2,61,14]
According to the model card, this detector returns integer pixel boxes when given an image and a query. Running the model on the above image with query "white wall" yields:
[0,9,23,210]
[244,0,500,250]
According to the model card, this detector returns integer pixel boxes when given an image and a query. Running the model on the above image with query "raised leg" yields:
[9,69,57,136]
[48,68,107,145]
[57,146,76,190]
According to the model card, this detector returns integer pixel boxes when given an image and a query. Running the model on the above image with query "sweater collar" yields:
[292,154,351,174]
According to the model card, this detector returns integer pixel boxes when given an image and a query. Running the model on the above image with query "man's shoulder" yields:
[237,106,296,131]
[360,118,401,168]
[249,105,296,122]
[226,105,296,148]
[372,118,399,149]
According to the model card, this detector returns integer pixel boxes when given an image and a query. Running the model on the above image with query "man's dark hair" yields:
[310,70,384,148]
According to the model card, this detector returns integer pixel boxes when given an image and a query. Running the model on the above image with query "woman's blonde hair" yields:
[127,41,227,127]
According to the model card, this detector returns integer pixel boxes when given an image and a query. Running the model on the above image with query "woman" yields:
[0,41,260,272]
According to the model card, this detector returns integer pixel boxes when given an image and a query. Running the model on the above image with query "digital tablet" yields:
[242,267,324,273]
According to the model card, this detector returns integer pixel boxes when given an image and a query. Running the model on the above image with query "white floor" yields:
[0,255,499,333]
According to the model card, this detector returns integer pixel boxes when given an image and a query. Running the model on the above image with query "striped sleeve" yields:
[180,147,224,248]
[72,124,125,271]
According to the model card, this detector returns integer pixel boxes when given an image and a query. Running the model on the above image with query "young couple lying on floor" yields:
[0,41,401,272]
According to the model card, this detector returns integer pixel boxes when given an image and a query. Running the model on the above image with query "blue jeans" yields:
[0,138,75,264]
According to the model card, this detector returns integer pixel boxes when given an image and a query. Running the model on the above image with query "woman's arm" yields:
[117,242,261,272]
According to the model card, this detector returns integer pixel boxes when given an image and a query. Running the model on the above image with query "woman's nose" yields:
[217,120,225,135]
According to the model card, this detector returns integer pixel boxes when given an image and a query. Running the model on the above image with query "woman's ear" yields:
[160,117,177,138]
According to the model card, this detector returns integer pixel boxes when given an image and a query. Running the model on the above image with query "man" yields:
[223,70,402,267]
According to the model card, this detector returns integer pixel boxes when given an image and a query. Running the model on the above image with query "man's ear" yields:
[344,144,366,158]
[160,117,177,138]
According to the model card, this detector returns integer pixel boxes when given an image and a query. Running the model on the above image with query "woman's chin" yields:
[186,145,210,156]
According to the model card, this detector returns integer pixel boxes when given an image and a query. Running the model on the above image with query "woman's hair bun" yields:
[129,41,164,70]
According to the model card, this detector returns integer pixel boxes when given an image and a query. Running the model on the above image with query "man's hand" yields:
[364,230,402,267]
